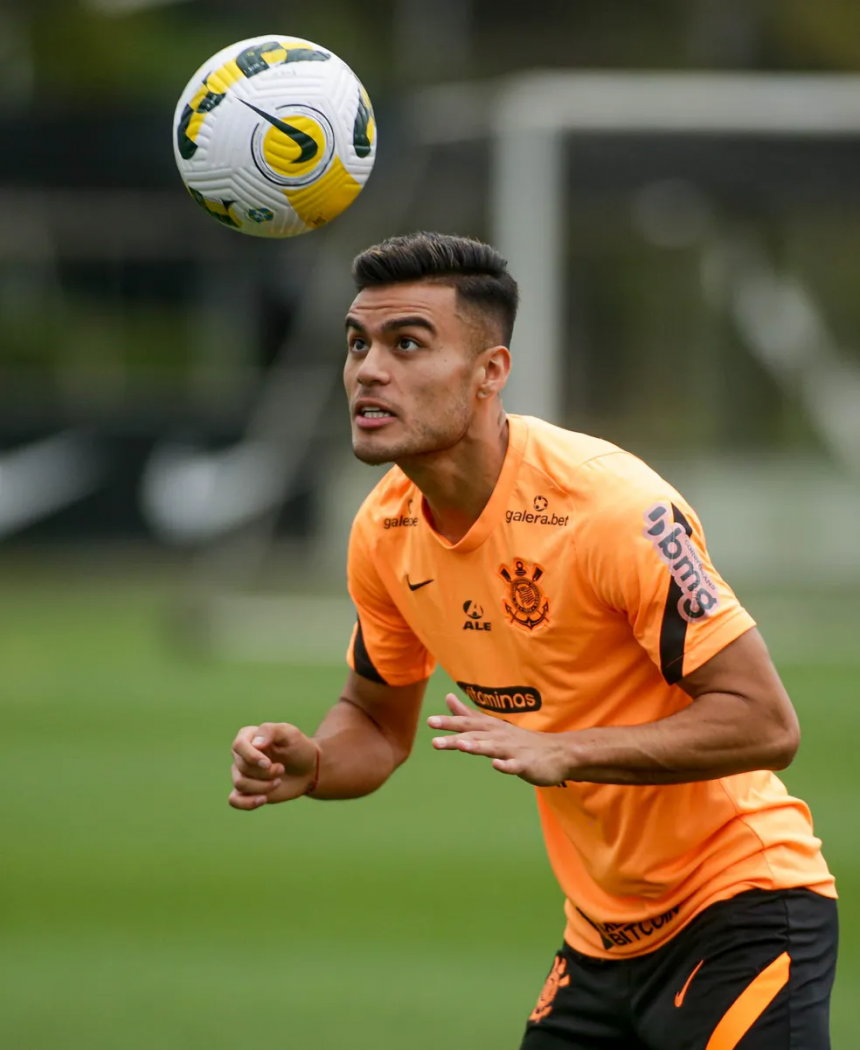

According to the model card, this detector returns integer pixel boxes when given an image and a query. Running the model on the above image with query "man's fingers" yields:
[432,732,510,758]
[233,722,299,771]
[251,722,286,748]
[492,757,525,776]
[228,790,270,811]
[229,723,315,810]
[427,694,494,731]
[427,714,487,733]
[231,767,283,794]
[232,752,285,780]
[445,693,471,715]
[232,726,277,770]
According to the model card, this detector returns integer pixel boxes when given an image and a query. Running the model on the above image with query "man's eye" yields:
[349,337,368,352]
[398,337,420,351]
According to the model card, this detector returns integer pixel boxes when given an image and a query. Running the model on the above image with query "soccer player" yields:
[229,233,837,1049]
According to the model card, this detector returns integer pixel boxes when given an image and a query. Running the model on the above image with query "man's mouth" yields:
[355,404,397,429]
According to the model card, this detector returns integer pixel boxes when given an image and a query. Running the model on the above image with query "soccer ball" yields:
[173,35,377,238]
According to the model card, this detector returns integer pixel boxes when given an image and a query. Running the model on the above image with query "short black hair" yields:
[351,231,519,346]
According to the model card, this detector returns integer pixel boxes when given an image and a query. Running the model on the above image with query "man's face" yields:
[343,281,486,466]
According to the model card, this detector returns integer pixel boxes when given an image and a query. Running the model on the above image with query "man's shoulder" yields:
[516,416,663,497]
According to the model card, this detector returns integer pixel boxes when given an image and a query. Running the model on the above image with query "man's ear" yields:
[477,345,511,398]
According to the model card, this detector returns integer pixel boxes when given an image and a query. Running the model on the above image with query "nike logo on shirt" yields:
[407,577,434,591]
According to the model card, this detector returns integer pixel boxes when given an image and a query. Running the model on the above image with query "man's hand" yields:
[428,694,569,787]
[229,723,319,810]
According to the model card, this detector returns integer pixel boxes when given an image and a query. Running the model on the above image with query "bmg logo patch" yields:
[643,502,719,622]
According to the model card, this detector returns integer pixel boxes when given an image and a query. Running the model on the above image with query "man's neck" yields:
[398,410,509,545]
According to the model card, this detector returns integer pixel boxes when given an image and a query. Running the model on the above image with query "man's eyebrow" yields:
[344,315,437,335]
[381,316,437,335]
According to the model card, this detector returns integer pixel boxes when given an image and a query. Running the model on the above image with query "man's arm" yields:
[229,671,428,809]
[551,626,800,784]
[428,628,801,786]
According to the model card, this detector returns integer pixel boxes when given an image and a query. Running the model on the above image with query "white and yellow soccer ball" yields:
[173,35,377,238]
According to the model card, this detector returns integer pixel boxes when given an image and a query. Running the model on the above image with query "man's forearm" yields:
[308,697,405,799]
[560,691,798,786]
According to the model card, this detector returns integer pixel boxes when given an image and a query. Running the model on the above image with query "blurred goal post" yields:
[412,71,860,423]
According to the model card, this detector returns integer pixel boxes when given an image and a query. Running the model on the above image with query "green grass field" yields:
[2,574,859,1048]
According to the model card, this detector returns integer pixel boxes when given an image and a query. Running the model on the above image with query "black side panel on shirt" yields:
[352,617,388,685]
[658,504,694,685]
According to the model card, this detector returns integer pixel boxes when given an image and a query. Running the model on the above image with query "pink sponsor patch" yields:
[643,502,720,622]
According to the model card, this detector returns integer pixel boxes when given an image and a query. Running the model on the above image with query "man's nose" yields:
[354,343,390,386]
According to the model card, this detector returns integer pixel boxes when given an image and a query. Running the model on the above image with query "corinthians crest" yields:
[499,559,550,630]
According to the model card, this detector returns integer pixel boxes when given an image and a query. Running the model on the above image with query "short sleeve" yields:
[346,518,436,686]
[579,454,756,685]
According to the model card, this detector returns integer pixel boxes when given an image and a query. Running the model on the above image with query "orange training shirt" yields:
[345,415,835,959]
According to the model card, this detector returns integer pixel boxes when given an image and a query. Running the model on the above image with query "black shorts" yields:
[521,889,838,1050]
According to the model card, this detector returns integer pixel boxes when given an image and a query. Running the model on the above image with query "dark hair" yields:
[352,231,519,346]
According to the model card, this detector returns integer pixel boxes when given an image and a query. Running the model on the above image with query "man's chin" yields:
[353,447,395,467]
[352,436,398,466]
[352,427,466,467]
